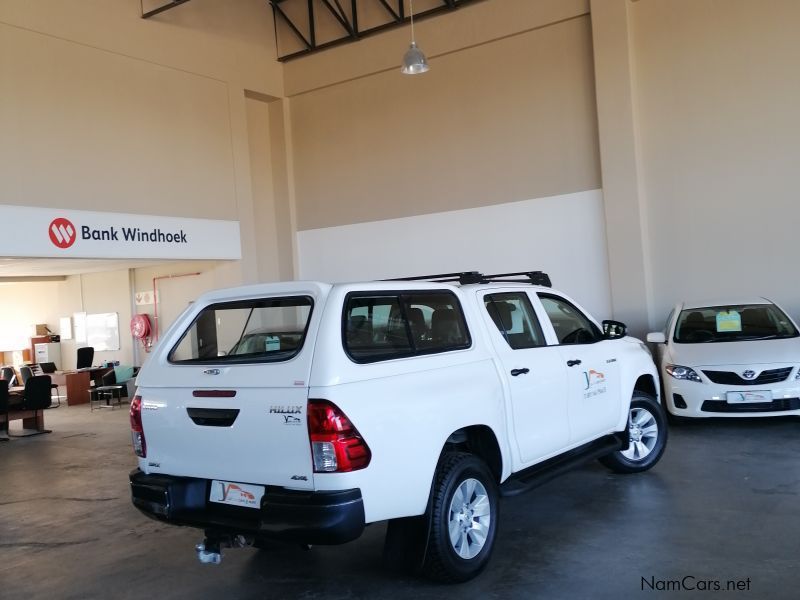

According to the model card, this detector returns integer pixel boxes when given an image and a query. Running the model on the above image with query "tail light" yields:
[308,400,371,473]
[130,395,146,458]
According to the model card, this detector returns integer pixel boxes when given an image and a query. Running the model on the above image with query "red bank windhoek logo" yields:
[49,218,77,249]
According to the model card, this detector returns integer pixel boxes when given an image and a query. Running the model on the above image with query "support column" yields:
[590,0,653,335]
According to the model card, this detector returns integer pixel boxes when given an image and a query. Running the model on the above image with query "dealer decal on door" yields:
[583,369,607,399]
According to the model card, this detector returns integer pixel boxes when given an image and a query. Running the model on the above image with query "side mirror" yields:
[602,320,627,339]
[646,332,666,344]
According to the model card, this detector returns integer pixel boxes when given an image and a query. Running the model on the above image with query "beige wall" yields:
[0,271,133,370]
[0,22,235,220]
[0,0,292,283]
[629,0,800,324]
[4,0,800,341]
[283,0,590,95]
[288,8,600,230]
[246,93,297,281]
[0,280,63,362]
[0,0,297,367]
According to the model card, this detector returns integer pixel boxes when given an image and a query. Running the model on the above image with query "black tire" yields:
[599,392,667,474]
[421,452,499,583]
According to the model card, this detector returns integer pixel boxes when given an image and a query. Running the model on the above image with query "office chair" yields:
[37,362,61,407]
[11,375,52,437]
[20,365,34,384]
[76,347,95,369]
[0,379,9,441]
[1,366,16,387]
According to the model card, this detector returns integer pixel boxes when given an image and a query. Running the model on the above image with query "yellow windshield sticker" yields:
[716,311,742,332]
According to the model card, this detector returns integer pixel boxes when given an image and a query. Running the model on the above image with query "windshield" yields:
[673,304,798,343]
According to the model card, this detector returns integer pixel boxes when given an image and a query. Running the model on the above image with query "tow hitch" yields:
[195,532,253,564]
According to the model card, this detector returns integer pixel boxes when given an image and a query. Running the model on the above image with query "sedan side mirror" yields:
[602,320,627,339]
[646,332,666,344]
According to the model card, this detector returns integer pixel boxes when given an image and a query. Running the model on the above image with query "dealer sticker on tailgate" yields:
[209,480,265,508]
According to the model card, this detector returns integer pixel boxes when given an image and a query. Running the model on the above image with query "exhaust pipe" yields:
[195,534,253,564]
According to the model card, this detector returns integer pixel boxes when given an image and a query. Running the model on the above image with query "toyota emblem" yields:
[741,370,756,379]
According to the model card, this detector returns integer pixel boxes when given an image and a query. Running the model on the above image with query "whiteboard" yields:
[59,316,73,340]
[86,312,120,352]
[74,312,87,343]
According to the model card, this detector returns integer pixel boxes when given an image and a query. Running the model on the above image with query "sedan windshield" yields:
[674,304,798,343]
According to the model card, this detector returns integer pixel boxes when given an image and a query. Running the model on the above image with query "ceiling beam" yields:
[141,0,193,19]
[272,0,483,61]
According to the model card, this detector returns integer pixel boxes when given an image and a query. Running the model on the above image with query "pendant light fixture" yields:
[401,0,429,74]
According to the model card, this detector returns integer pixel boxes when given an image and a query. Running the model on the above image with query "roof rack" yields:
[385,271,552,287]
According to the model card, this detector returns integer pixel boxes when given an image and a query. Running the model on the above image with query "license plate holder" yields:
[209,480,265,509]
[726,390,773,404]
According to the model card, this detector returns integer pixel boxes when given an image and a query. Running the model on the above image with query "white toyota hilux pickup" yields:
[129,271,666,582]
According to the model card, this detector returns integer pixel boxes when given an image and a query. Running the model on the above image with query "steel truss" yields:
[271,0,479,61]
[141,0,482,62]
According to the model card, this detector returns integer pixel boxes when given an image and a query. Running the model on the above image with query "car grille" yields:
[701,367,793,386]
[701,398,800,413]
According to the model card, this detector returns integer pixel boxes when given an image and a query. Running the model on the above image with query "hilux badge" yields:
[270,405,302,414]
[742,370,756,379]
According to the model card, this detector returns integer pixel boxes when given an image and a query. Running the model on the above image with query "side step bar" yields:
[500,433,626,498]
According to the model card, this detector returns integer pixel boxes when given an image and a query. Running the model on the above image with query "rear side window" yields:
[169,296,313,364]
[344,291,471,363]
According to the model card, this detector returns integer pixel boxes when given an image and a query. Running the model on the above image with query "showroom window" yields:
[343,291,470,363]
[169,296,313,364]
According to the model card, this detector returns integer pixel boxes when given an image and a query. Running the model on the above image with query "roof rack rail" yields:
[385,270,552,287]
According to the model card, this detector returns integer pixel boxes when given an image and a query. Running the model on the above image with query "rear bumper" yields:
[129,469,365,545]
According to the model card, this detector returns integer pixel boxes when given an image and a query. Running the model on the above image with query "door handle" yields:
[566,359,582,367]
[510,368,530,377]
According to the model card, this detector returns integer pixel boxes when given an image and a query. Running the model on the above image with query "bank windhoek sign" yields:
[1,205,241,260]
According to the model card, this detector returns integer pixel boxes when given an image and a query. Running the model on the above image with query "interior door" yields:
[537,293,621,445]
[480,290,570,465]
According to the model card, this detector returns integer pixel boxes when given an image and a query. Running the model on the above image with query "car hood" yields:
[668,337,800,367]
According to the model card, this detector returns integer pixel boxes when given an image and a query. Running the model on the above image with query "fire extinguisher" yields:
[131,314,153,352]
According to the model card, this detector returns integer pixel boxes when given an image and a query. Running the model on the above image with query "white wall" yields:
[297,190,613,320]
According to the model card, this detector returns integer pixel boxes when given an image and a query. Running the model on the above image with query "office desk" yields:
[3,386,45,432]
[65,368,111,406]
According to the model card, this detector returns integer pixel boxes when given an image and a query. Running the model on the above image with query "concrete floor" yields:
[1,405,798,599]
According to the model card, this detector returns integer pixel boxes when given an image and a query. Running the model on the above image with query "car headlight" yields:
[666,364,702,383]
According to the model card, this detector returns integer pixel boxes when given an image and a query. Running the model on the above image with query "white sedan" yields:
[647,298,800,418]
